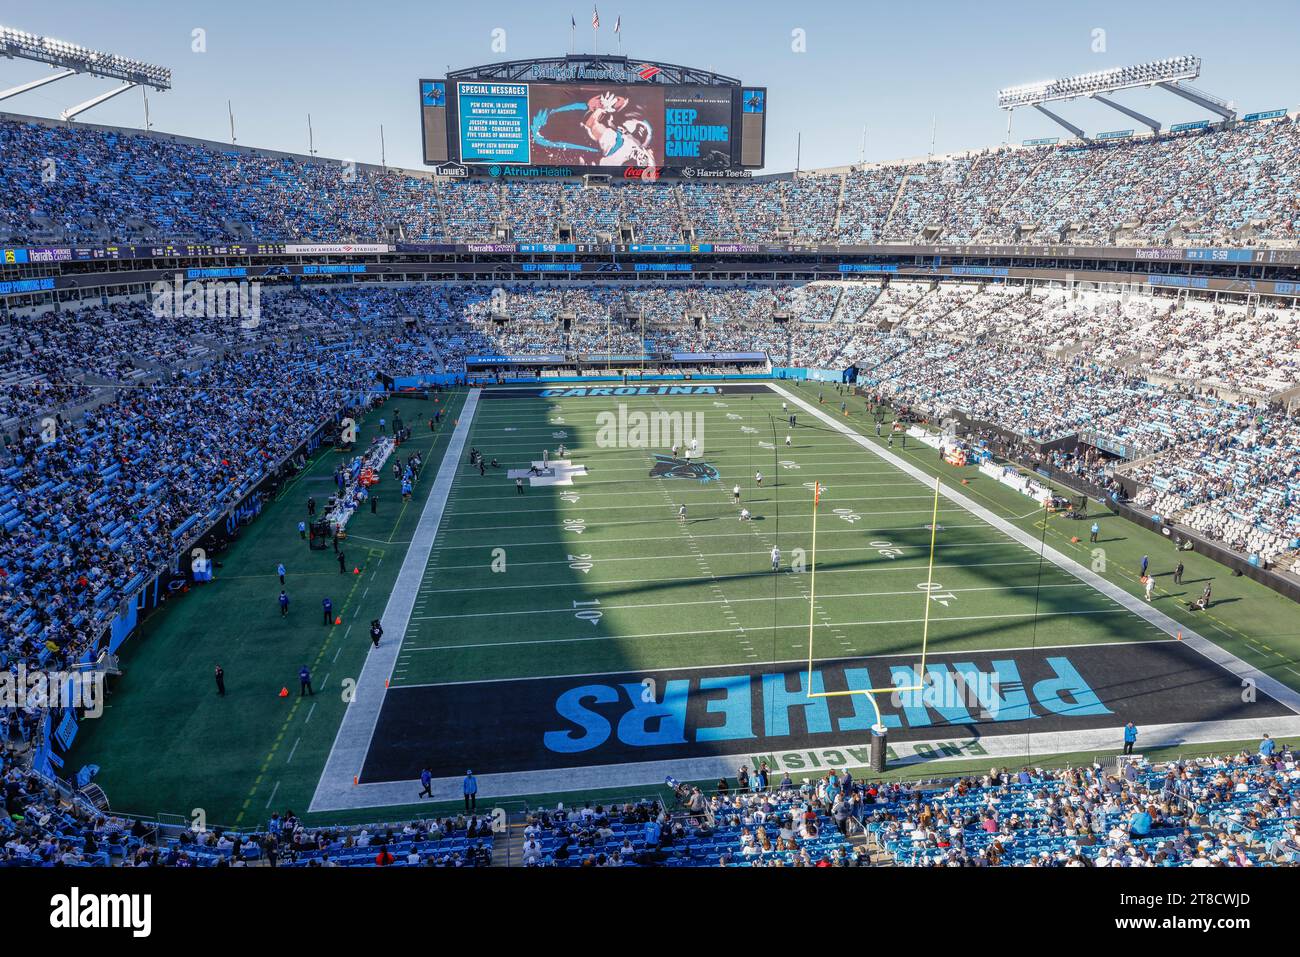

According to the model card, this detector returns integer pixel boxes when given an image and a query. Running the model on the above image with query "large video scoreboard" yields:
[420,73,766,175]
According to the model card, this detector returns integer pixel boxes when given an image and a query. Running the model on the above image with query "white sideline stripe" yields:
[309,389,481,814]
[308,715,1300,810]
[768,382,1300,717]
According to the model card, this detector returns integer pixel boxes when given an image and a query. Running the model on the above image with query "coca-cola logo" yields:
[623,166,663,181]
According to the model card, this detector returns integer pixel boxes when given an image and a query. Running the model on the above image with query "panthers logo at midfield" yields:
[650,455,719,483]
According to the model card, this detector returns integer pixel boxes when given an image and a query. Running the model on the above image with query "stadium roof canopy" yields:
[447,54,740,87]
[0,23,170,121]
[997,55,1235,140]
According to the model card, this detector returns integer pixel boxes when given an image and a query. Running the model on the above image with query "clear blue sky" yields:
[2,0,1296,172]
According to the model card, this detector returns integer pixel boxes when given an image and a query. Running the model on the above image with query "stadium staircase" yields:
[422,336,447,374]
[824,283,846,322]
[1035,145,1118,240]
[936,151,985,238]
[670,185,691,242]
[429,179,451,240]
[832,171,849,238]
[887,283,934,329]
[842,286,884,324]
[1274,553,1300,575]
[974,147,1054,243]
[879,166,913,238]
[495,823,526,867]
[916,285,976,332]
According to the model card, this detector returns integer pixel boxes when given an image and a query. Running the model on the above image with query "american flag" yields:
[592,6,599,28]
[614,15,621,33]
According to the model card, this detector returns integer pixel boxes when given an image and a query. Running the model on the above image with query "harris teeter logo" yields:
[651,455,719,483]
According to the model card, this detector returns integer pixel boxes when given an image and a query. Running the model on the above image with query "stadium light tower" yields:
[997,56,1234,140]
[0,24,171,121]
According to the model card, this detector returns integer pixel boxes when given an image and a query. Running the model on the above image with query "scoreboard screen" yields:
[420,77,766,173]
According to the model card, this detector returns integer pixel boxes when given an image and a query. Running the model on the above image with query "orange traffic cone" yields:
[1177,630,1183,641]
[1071,536,1080,543]
[353,567,361,574]
[334,616,342,625]
[279,687,289,698]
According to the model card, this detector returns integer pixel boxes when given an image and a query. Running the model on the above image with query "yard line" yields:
[418,543,1033,572]
[769,381,1300,718]
[444,493,945,515]
[411,564,1072,599]
[449,480,925,500]
[421,522,996,550]
[394,638,1174,686]
[402,608,1129,653]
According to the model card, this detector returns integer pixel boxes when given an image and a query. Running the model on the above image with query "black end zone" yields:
[360,641,1287,782]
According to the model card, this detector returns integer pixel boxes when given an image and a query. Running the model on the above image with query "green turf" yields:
[65,381,1300,828]
[67,390,469,829]
[399,388,1163,690]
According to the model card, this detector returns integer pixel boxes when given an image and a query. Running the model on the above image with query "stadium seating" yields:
[0,763,493,866]
[7,740,1299,866]
[865,745,1300,867]
[2,278,1298,672]
[3,113,1298,246]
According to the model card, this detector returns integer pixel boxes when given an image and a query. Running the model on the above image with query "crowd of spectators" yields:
[0,753,492,866]
[522,769,862,867]
[869,741,1300,867]
[0,288,444,670]
[10,736,1298,867]
[4,113,1298,246]
[2,277,1296,644]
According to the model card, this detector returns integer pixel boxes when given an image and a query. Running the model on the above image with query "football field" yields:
[404,392,1126,679]
[65,380,1300,825]
[310,381,1300,813]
